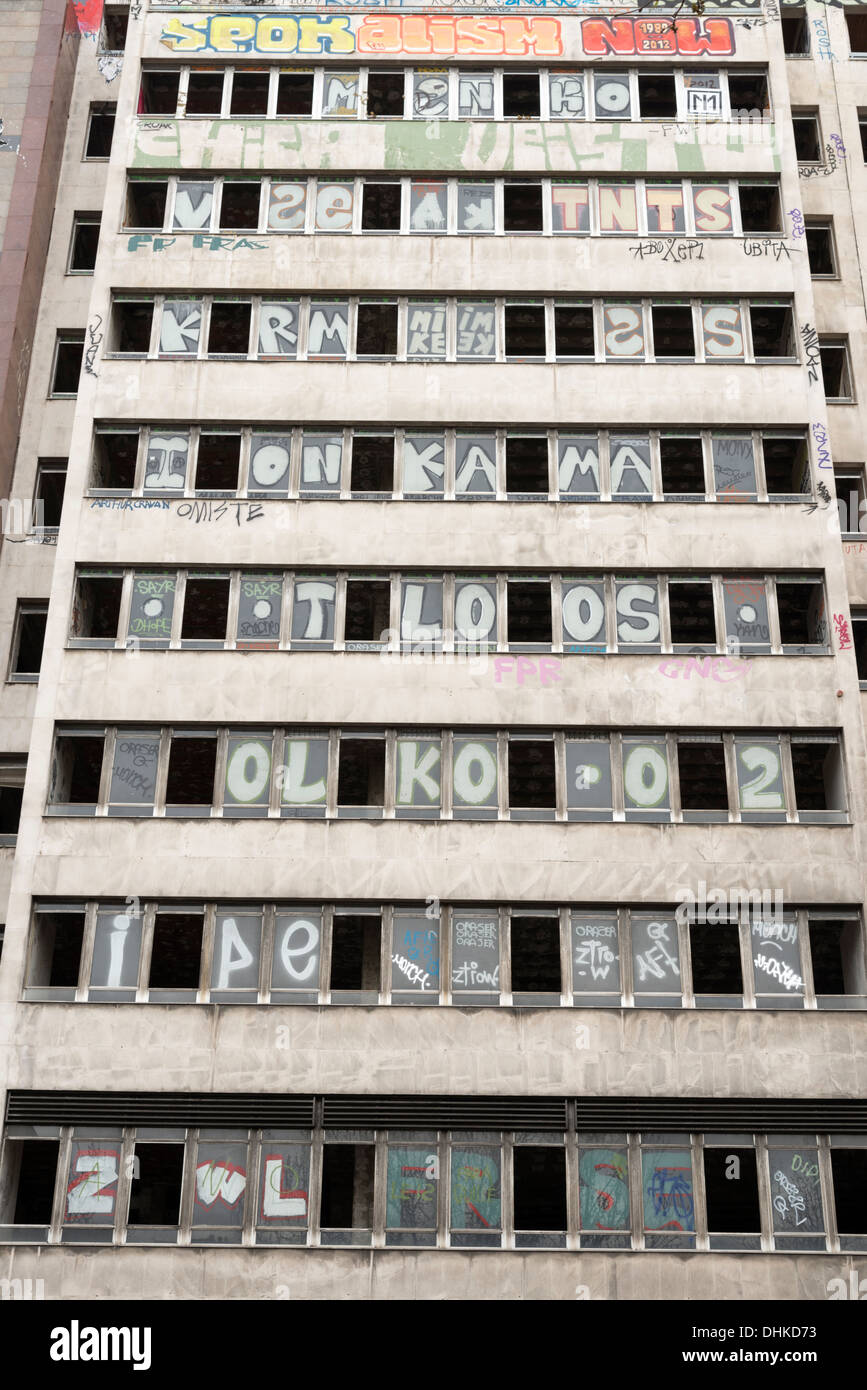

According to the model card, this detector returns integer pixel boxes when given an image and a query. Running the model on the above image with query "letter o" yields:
[454,742,497,805]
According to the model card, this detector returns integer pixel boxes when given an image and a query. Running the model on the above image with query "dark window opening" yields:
[74,577,122,640]
[344,580,391,642]
[508,740,556,809]
[366,71,405,117]
[126,181,167,229]
[507,581,552,643]
[164,737,217,805]
[207,302,250,356]
[128,1145,184,1226]
[505,304,546,359]
[12,608,47,675]
[85,104,116,158]
[185,71,224,116]
[791,742,838,812]
[762,435,808,496]
[70,217,100,272]
[35,461,67,528]
[819,343,851,398]
[320,1145,375,1228]
[846,13,867,52]
[337,739,385,806]
[0,785,22,835]
[751,305,793,358]
[808,919,862,995]
[637,72,677,119]
[689,923,743,994]
[806,223,835,276]
[510,916,561,993]
[792,114,821,162]
[52,736,103,804]
[854,617,867,679]
[554,304,594,358]
[101,6,128,51]
[728,73,769,118]
[9,1142,59,1224]
[330,914,381,991]
[361,183,401,231]
[356,302,397,356]
[114,302,152,354]
[52,338,84,394]
[180,580,230,642]
[139,71,180,115]
[782,11,810,54]
[513,1147,567,1230]
[219,183,260,231]
[669,582,716,646]
[194,435,240,493]
[704,1148,760,1231]
[677,740,729,813]
[350,436,394,493]
[148,913,203,988]
[739,184,781,233]
[503,73,540,119]
[32,911,85,988]
[831,1150,867,1232]
[506,436,548,494]
[276,72,314,116]
[776,581,825,647]
[230,71,270,116]
[93,431,139,489]
[651,304,694,359]
[503,184,544,232]
[660,436,705,496]
[860,116,867,162]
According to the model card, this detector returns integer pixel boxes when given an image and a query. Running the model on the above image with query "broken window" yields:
[361,183,401,231]
[350,436,394,494]
[652,303,695,360]
[356,302,398,357]
[831,1149,867,1241]
[750,303,794,359]
[366,70,405,117]
[207,301,250,356]
[229,70,269,116]
[554,304,594,358]
[637,71,677,119]
[504,302,546,359]
[689,922,743,1001]
[660,436,705,498]
[113,301,152,354]
[344,579,391,645]
[194,434,240,493]
[0,759,23,837]
[35,459,67,528]
[513,1147,567,1238]
[69,215,100,273]
[805,222,836,276]
[738,183,781,234]
[276,70,314,116]
[676,738,729,822]
[126,180,167,230]
[505,436,549,495]
[320,1144,375,1239]
[219,181,260,231]
[668,581,716,648]
[510,915,561,1001]
[180,577,230,644]
[846,11,867,52]
[502,72,540,118]
[782,9,810,54]
[2,1139,59,1231]
[101,5,127,51]
[27,907,85,993]
[85,103,115,158]
[790,739,846,820]
[108,733,160,813]
[508,738,556,815]
[819,340,853,398]
[776,579,828,651]
[51,335,84,394]
[330,913,381,998]
[139,71,179,115]
[703,1147,760,1246]
[792,112,821,162]
[337,738,385,813]
[72,574,122,642]
[144,430,188,493]
[185,70,224,116]
[727,72,769,119]
[503,184,543,232]
[10,603,47,678]
[762,433,809,499]
[50,734,102,808]
[507,581,552,644]
[808,915,867,1002]
[164,735,217,812]
[854,613,867,679]
[127,1145,184,1232]
[148,912,203,994]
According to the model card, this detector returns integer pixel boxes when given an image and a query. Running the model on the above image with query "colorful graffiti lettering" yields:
[834,613,853,651]
[579,1148,629,1230]
[73,0,104,38]
[160,14,564,57]
[581,17,734,56]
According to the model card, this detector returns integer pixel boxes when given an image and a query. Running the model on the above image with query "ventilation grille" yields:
[574,1098,867,1133]
[322,1096,567,1130]
[5,1092,315,1128]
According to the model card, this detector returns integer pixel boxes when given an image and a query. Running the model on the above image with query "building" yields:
[0,0,865,1300]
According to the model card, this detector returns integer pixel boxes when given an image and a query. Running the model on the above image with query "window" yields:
[809,916,867,1002]
[50,335,84,396]
[554,304,594,358]
[139,71,180,115]
[703,1147,761,1248]
[689,921,743,1001]
[507,581,552,644]
[148,912,203,995]
[320,1144,375,1237]
[194,434,240,493]
[504,303,545,359]
[92,430,140,489]
[512,1147,567,1238]
[792,112,821,162]
[68,215,100,273]
[1,1139,59,1231]
[835,468,867,536]
[660,436,705,497]
[861,112,867,161]
[361,183,401,231]
[669,582,715,648]
[776,580,827,651]
[164,736,217,812]
[651,303,694,359]
[100,4,128,51]
[510,916,561,1001]
[782,9,810,54]
[9,603,47,679]
[356,302,398,357]
[84,104,116,159]
[185,70,224,116]
[853,612,867,680]
[112,301,152,354]
[337,738,385,813]
[330,912,381,998]
[350,437,393,494]
[505,436,548,495]
[819,340,853,399]
[846,11,867,53]
[34,459,67,531]
[344,580,390,643]
[502,72,540,119]
[503,183,543,232]
[230,70,270,117]
[727,72,769,118]
[207,302,250,356]
[0,759,25,839]
[219,182,260,231]
[790,739,846,821]
[750,303,794,359]
[763,434,809,499]
[831,1149,867,1241]
[128,1145,185,1231]
[366,71,405,118]
[50,735,103,808]
[72,574,122,642]
[738,183,781,234]
[805,221,836,277]
[638,72,677,119]
[508,739,556,814]
[180,579,230,643]
[676,738,729,822]
[276,71,314,116]
[26,908,86,993]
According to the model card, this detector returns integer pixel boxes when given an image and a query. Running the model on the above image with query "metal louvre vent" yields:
[5,1092,315,1128]
[322,1096,568,1130]
[574,1098,867,1133]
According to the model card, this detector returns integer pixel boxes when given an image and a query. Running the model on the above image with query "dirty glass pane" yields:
[751,915,804,999]
[410,180,447,231]
[615,579,660,648]
[632,913,680,997]
[307,301,349,358]
[579,1147,629,1230]
[455,301,496,359]
[407,301,447,359]
[257,302,300,358]
[565,740,613,818]
[173,181,213,231]
[641,1148,694,1234]
[224,736,272,811]
[210,911,262,990]
[159,299,202,355]
[454,579,496,643]
[455,435,496,496]
[562,581,606,649]
[451,910,500,998]
[457,184,494,233]
[734,737,785,820]
[458,73,495,119]
[192,1143,247,1229]
[386,1147,438,1228]
[109,732,159,810]
[451,1149,501,1230]
[391,908,440,995]
[299,434,342,494]
[322,72,359,117]
[144,430,188,493]
[722,577,770,655]
[90,908,142,989]
[128,573,175,646]
[712,436,757,500]
[291,578,336,643]
[452,737,498,817]
[314,182,354,232]
[549,72,585,119]
[610,435,652,500]
[237,574,282,647]
[280,737,328,811]
[558,436,599,498]
[572,914,621,996]
[769,1149,823,1235]
[249,434,292,494]
[271,912,321,992]
[64,1141,120,1225]
[413,72,449,119]
[257,1145,310,1228]
[267,181,307,232]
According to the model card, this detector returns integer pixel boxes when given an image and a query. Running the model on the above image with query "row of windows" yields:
[127,175,781,238]
[3,1125,864,1251]
[137,64,770,124]
[70,566,829,659]
[108,295,798,365]
[48,727,848,824]
[90,425,816,502]
[23,900,865,1011]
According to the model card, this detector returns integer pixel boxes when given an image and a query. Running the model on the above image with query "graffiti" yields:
[628,238,703,262]
[754,954,803,992]
[0,118,21,157]
[72,0,104,38]
[97,54,122,83]
[772,1171,807,1224]
[493,655,562,685]
[799,140,846,178]
[834,613,853,651]
[176,501,264,525]
[812,420,831,470]
[261,1154,308,1220]
[84,313,103,377]
[195,1161,246,1208]
[89,498,170,511]
[160,14,564,56]
[742,238,790,260]
[647,1166,693,1227]
[788,207,805,240]
[657,655,749,682]
[581,16,734,55]
[127,233,266,253]
[66,1149,118,1217]
[800,323,821,385]
[391,952,433,989]
[633,919,679,983]
[812,16,835,58]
